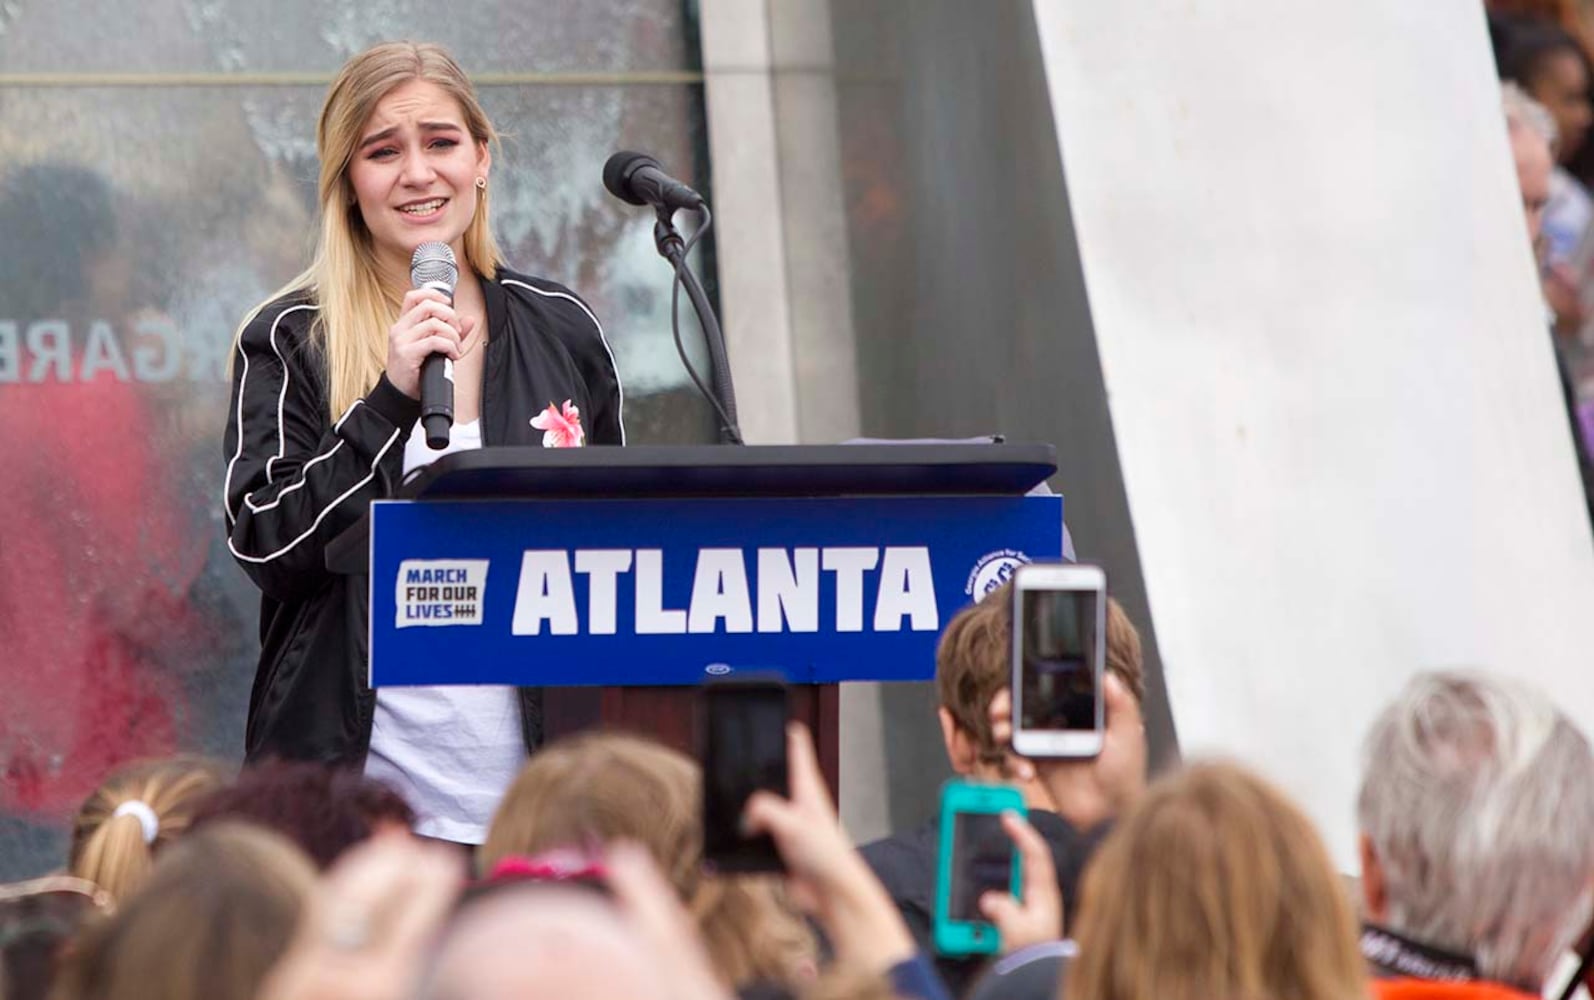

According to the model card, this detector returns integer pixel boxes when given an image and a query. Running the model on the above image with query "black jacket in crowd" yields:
[859,810,1109,999]
[222,268,625,765]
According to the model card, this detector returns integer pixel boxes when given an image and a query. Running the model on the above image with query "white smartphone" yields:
[1010,562,1107,758]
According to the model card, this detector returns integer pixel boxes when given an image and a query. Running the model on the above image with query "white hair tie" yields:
[111,800,160,845]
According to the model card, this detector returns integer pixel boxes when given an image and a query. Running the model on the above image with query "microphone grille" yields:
[410,241,458,290]
[602,150,655,206]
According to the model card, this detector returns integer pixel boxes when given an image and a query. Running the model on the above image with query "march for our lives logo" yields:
[396,559,489,628]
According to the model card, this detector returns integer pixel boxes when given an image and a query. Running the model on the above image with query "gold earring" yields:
[475,177,487,191]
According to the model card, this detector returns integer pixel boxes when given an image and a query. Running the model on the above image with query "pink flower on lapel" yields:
[531,399,584,447]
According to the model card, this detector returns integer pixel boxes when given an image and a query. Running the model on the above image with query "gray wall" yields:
[763,0,1179,831]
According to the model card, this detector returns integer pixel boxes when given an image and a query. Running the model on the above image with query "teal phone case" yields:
[932,779,1026,956]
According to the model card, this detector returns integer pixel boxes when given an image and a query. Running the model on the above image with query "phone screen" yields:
[1019,587,1100,732]
[701,683,788,870]
[948,811,1014,921]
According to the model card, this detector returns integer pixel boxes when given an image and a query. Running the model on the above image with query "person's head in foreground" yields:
[0,876,111,1000]
[936,581,1146,812]
[419,883,671,1000]
[54,822,316,1000]
[66,755,228,903]
[188,758,415,869]
[481,730,816,993]
[1066,760,1368,1000]
[1357,670,1594,992]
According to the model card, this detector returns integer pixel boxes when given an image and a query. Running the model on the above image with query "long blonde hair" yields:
[482,732,817,992]
[1065,761,1368,1000]
[67,756,228,904]
[236,41,503,420]
[53,823,316,1000]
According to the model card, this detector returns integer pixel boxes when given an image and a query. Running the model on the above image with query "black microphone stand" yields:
[653,205,742,445]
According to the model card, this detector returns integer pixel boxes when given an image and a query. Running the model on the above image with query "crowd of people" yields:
[1,577,1590,1000]
[5,10,1594,1000]
[1492,0,1594,519]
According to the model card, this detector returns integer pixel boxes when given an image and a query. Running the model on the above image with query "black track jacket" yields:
[223,268,624,764]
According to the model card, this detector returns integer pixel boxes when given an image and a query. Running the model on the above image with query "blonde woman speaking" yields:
[223,42,624,847]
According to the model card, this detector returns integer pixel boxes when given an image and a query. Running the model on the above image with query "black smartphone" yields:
[699,675,789,873]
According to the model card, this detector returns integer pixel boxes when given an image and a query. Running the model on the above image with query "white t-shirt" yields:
[364,419,528,843]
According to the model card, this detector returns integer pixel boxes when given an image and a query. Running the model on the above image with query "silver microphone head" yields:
[410,241,458,295]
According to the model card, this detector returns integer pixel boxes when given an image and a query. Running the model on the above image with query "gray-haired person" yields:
[1356,671,1594,998]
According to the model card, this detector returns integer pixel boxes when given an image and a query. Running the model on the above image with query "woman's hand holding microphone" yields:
[384,288,477,401]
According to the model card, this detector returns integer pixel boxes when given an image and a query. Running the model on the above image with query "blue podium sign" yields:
[369,494,1062,687]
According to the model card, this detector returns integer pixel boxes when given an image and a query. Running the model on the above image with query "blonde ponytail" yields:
[68,757,227,904]
[72,811,156,904]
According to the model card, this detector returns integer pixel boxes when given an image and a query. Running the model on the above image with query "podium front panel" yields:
[369,495,1063,687]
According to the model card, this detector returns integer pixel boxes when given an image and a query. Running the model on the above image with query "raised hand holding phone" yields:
[933,780,1025,956]
[699,676,789,873]
[742,723,918,973]
[977,811,1064,954]
[1011,563,1108,760]
[990,673,1145,832]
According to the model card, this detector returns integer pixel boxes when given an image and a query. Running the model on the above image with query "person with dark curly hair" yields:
[188,759,415,869]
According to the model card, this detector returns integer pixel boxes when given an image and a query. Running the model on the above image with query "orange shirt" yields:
[1373,977,1540,1000]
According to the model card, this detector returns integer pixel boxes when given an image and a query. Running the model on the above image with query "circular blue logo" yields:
[965,549,1029,597]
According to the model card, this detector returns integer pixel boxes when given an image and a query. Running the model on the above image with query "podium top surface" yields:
[395,442,1057,500]
[326,442,1057,574]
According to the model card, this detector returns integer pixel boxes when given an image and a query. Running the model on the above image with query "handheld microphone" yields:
[602,151,705,213]
[410,241,458,450]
